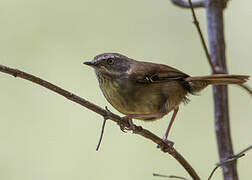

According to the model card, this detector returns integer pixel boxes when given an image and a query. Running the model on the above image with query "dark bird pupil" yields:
[107,58,114,65]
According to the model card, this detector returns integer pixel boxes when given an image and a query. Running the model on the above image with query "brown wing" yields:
[128,60,190,84]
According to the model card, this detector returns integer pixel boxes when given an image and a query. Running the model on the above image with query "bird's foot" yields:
[162,133,174,147]
[117,121,128,133]
[117,115,136,132]
[162,138,174,147]
[157,138,174,150]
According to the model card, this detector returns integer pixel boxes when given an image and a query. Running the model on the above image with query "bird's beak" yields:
[83,61,97,67]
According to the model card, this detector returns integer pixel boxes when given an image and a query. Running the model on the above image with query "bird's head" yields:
[84,53,131,76]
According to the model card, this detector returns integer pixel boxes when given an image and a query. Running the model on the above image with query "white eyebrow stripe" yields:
[97,55,119,61]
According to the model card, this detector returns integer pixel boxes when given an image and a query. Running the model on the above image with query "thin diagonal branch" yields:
[171,0,205,9]
[0,64,200,180]
[239,84,252,96]
[187,0,216,73]
[236,145,252,156]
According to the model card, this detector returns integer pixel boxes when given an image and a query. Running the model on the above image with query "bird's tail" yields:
[184,74,249,93]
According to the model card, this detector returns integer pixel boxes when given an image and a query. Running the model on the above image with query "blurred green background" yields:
[0,0,251,179]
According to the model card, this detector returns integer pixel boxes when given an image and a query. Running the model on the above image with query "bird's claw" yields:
[104,107,136,133]
[122,115,136,131]
[162,139,174,147]
[117,122,129,133]
[157,139,175,150]
[117,115,136,132]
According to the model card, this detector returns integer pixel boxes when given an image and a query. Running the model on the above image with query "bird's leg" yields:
[163,107,179,142]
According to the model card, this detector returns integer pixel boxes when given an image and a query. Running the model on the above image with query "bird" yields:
[83,53,249,141]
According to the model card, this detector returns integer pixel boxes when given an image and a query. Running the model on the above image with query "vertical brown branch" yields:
[206,0,238,179]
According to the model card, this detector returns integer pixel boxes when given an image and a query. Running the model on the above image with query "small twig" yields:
[236,145,252,156]
[96,115,108,151]
[207,165,220,180]
[0,64,200,180]
[216,154,245,167]
[153,173,188,180]
[96,106,113,151]
[208,144,252,180]
[187,0,216,73]
[171,0,205,9]
[239,84,252,96]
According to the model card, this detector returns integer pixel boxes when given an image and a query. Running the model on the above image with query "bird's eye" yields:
[107,58,114,65]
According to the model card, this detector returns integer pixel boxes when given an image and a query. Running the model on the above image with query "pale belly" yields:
[99,78,187,120]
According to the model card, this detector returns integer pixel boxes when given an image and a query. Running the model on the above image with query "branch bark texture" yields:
[206,0,238,179]
[0,64,200,180]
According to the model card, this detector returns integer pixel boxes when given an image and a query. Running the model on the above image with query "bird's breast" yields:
[97,75,169,118]
[96,73,187,120]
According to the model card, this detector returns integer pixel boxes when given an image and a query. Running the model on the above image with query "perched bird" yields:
[84,53,249,141]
